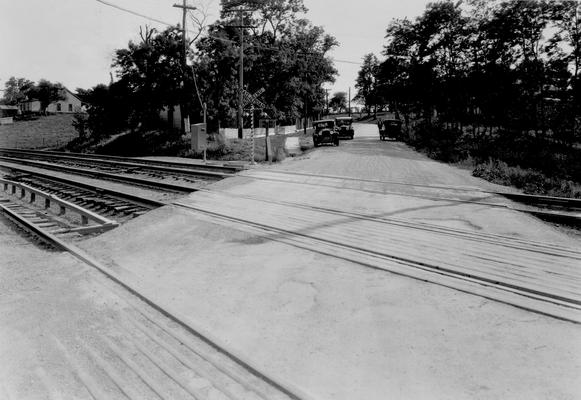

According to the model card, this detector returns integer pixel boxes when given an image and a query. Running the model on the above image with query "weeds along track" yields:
[0,148,237,191]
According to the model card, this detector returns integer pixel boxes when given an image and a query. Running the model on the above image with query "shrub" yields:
[473,159,581,198]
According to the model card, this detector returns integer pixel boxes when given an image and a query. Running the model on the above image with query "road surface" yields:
[2,123,580,399]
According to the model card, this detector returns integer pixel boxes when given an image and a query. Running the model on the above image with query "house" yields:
[0,105,19,118]
[19,87,84,114]
[0,105,19,125]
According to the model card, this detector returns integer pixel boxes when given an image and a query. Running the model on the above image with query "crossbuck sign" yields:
[242,88,266,164]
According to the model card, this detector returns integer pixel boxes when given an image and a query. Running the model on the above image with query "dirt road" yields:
[2,123,580,399]
[75,124,580,399]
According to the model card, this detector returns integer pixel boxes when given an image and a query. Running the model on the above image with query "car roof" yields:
[335,117,352,120]
[313,119,334,123]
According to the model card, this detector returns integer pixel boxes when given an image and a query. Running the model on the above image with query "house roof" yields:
[0,105,19,110]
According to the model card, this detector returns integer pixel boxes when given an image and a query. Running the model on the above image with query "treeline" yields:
[356,0,581,193]
[71,0,336,140]
[1,78,66,114]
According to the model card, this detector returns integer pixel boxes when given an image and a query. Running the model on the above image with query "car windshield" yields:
[336,119,352,126]
[314,121,334,130]
[383,120,401,127]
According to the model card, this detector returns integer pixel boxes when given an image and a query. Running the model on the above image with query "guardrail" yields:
[0,178,119,234]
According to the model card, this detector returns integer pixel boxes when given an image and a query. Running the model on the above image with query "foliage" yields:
[2,77,35,105]
[354,54,380,116]
[75,82,132,140]
[26,80,67,113]
[329,91,347,113]
[112,26,190,128]
[1,77,66,113]
[356,0,581,194]
[195,0,338,130]
[473,159,581,198]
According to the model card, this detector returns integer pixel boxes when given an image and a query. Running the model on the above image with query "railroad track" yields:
[0,147,244,173]
[0,167,168,247]
[0,188,308,400]
[239,170,581,224]
[0,148,241,176]
[0,149,236,192]
[175,188,581,323]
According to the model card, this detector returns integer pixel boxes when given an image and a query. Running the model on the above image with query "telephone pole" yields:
[348,87,352,117]
[222,0,265,138]
[238,10,244,139]
[173,1,197,133]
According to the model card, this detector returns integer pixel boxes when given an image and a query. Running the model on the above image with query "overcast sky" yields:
[0,0,428,97]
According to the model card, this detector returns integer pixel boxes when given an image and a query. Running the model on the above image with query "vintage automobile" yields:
[335,117,355,140]
[312,119,339,147]
[379,118,403,141]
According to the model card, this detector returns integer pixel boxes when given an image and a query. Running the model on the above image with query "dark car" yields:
[379,118,403,141]
[335,117,355,140]
[312,119,339,147]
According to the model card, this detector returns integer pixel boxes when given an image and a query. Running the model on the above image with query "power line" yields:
[93,0,362,65]
[95,0,172,26]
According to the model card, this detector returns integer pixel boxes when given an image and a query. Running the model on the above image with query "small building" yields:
[19,87,84,114]
[47,88,83,113]
[0,105,19,118]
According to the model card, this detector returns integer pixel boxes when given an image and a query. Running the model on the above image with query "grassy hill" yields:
[0,114,78,149]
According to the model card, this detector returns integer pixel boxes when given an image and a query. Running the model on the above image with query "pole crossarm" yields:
[173,4,198,10]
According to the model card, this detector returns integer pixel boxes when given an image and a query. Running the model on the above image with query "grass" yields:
[0,114,78,149]
[73,126,315,164]
[473,159,581,198]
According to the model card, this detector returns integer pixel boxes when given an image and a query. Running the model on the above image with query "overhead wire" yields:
[93,0,362,65]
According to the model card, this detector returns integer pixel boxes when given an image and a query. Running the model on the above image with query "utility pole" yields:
[222,0,264,139]
[348,87,352,117]
[325,89,329,116]
[238,10,244,139]
[173,1,197,133]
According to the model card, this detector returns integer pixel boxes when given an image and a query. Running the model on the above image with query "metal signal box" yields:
[191,123,207,152]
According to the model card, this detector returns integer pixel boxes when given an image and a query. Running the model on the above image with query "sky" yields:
[0,0,428,98]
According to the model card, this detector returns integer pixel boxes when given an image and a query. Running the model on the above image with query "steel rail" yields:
[239,171,581,225]
[191,187,581,259]
[0,157,199,193]
[0,203,310,400]
[249,170,581,211]
[0,148,242,174]
[0,163,167,209]
[174,201,581,324]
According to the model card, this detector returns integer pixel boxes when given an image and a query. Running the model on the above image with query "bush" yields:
[473,159,581,198]
[408,121,468,163]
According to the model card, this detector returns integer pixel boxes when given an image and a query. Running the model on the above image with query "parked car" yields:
[379,118,403,141]
[312,119,339,147]
[335,117,355,140]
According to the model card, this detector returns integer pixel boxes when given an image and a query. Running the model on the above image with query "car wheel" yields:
[313,140,319,147]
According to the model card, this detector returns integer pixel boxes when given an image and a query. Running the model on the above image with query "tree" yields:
[194,0,337,129]
[354,53,380,117]
[77,82,132,139]
[26,80,66,114]
[2,77,34,105]
[112,26,191,128]
[329,91,347,113]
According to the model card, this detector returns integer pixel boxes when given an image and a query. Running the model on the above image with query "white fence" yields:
[220,125,298,139]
